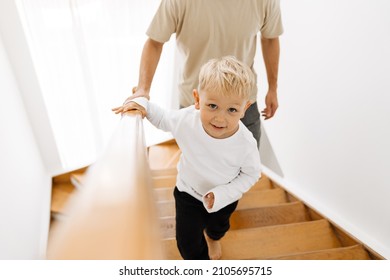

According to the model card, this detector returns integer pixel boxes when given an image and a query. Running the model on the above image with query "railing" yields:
[47,112,163,259]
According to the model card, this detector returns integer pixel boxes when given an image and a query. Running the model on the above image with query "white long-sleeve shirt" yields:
[133,97,261,213]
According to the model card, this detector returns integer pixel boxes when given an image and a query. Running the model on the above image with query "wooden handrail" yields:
[47,112,163,259]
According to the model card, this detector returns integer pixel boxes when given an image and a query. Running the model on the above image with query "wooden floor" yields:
[50,139,384,260]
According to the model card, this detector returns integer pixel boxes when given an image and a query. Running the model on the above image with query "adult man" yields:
[122,0,283,145]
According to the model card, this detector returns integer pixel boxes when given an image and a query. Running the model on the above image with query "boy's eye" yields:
[208,104,217,109]
[228,108,238,113]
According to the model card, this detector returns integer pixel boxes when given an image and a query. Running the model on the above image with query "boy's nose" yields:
[213,113,225,123]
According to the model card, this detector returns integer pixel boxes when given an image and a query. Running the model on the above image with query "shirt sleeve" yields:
[146,0,179,43]
[261,0,284,38]
[131,97,181,133]
[202,147,262,213]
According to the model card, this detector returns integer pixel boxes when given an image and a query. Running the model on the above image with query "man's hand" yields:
[123,87,150,105]
[260,36,280,120]
[261,89,278,120]
[204,192,215,209]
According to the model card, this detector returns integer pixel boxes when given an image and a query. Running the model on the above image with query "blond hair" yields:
[198,56,254,100]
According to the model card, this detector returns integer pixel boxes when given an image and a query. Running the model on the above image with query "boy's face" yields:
[193,89,251,139]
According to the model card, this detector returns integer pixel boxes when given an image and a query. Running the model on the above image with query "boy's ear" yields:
[193,89,200,110]
[241,101,251,118]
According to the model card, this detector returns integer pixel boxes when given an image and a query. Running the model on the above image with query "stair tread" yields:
[70,169,179,189]
[156,200,175,217]
[237,188,287,210]
[159,216,176,239]
[51,183,76,214]
[268,244,371,260]
[148,140,180,170]
[251,176,273,191]
[231,201,309,230]
[70,173,85,189]
[153,182,281,203]
[152,175,177,188]
[151,168,177,177]
[156,188,288,217]
[162,219,342,260]
[154,187,175,202]
[159,201,310,239]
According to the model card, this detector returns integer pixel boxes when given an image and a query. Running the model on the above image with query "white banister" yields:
[47,112,163,259]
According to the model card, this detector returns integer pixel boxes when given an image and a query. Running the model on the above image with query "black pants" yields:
[241,102,261,148]
[174,187,238,260]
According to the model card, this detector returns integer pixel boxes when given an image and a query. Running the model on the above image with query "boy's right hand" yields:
[204,192,215,209]
[111,101,147,118]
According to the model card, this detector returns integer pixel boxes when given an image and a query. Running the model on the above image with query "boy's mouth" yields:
[211,124,225,129]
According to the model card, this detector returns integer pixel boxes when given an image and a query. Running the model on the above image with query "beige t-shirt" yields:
[147,0,284,107]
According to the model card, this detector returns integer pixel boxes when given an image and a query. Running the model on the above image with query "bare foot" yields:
[204,232,222,260]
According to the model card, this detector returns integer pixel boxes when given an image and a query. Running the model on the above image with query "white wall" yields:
[262,0,390,258]
[0,34,51,259]
[0,0,64,175]
[0,0,52,259]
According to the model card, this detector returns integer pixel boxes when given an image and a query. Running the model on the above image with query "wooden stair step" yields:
[70,172,85,189]
[230,201,310,230]
[251,176,273,191]
[69,168,179,189]
[268,244,371,260]
[156,188,287,217]
[148,139,180,170]
[221,219,342,259]
[156,200,175,217]
[152,175,176,188]
[154,187,174,202]
[159,201,310,239]
[162,219,341,260]
[151,168,177,177]
[160,216,176,239]
[153,174,273,201]
[51,183,76,214]
[237,188,288,210]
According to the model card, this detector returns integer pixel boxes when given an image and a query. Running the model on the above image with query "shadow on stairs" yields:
[50,139,384,260]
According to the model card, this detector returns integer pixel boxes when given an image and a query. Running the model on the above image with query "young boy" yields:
[112,56,261,260]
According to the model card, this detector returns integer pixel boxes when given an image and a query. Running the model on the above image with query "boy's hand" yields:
[204,192,215,209]
[111,101,147,118]
[112,87,148,117]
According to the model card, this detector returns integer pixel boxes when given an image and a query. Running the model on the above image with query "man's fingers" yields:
[261,106,277,120]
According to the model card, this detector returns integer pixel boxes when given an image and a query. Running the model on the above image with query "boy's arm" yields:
[202,151,261,213]
[126,97,181,133]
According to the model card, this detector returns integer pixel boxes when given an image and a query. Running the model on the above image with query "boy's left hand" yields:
[204,192,215,209]
[112,101,146,118]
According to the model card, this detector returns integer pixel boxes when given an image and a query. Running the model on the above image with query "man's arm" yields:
[260,36,280,120]
[115,38,164,115]
[135,38,164,99]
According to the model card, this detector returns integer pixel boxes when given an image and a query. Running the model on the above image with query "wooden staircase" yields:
[50,139,383,260]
